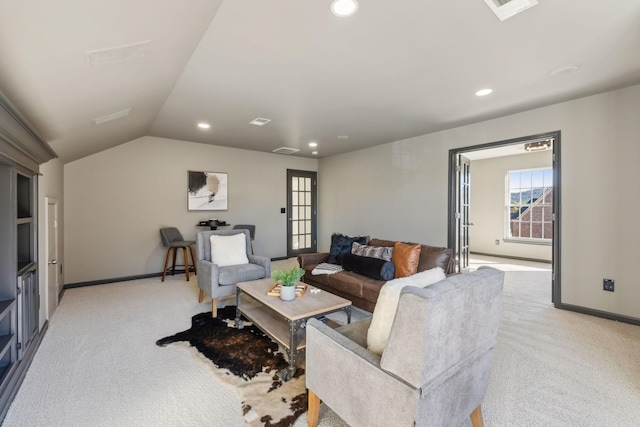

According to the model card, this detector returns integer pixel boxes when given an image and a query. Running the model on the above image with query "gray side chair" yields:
[306,267,505,427]
[196,228,271,317]
[160,227,197,282]
[232,224,255,254]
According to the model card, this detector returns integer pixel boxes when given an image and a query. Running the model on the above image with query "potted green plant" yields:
[272,267,305,301]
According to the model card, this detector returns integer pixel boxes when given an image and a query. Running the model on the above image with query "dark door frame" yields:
[286,169,318,258]
[447,130,561,307]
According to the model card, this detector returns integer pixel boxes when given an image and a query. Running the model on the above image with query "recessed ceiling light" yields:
[331,0,358,17]
[197,122,211,129]
[312,151,318,155]
[250,117,271,126]
[337,135,349,140]
[309,142,318,147]
[547,65,580,77]
[475,88,493,97]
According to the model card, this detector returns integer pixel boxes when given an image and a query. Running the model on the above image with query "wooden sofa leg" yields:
[198,289,204,303]
[308,390,320,427]
[211,299,218,318]
[470,405,484,427]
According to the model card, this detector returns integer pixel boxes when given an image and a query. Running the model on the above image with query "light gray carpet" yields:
[3,257,640,426]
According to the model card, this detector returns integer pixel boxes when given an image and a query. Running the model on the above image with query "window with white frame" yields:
[506,168,553,242]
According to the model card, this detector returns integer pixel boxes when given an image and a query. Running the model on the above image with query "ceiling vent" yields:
[483,0,538,21]
[272,147,300,155]
[249,118,271,126]
[92,108,132,125]
[85,40,150,68]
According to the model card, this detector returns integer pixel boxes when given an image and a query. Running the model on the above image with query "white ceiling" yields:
[0,0,639,163]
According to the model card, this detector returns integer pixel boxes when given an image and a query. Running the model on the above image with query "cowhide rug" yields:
[156,306,307,427]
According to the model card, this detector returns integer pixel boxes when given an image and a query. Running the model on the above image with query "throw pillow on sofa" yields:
[210,233,249,267]
[327,233,369,264]
[368,238,454,275]
[341,253,395,281]
[392,242,421,278]
[366,267,446,355]
[351,242,394,261]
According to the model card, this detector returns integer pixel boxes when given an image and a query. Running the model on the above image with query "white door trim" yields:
[45,197,59,320]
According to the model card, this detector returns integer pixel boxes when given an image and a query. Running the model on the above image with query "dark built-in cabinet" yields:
[16,172,39,359]
[0,166,39,390]
[0,90,55,420]
[0,166,19,384]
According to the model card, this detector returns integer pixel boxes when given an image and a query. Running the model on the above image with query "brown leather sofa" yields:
[298,238,454,312]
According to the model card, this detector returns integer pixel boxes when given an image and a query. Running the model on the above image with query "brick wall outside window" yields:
[510,188,553,239]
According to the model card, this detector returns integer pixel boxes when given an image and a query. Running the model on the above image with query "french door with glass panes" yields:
[286,170,317,258]
[456,155,472,272]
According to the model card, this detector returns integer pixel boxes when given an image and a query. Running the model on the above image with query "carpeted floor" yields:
[2,257,640,426]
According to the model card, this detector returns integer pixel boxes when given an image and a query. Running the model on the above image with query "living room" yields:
[1,0,639,425]
[63,83,640,323]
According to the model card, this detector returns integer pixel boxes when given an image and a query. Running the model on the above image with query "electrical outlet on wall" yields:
[495,239,500,245]
[603,278,614,292]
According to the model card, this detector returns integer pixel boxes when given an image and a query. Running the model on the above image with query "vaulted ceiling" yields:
[0,0,639,163]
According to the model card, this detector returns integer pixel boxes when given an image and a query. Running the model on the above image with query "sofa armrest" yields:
[197,259,220,289]
[298,252,330,268]
[308,318,380,365]
[248,254,271,277]
[306,318,417,426]
[417,245,454,274]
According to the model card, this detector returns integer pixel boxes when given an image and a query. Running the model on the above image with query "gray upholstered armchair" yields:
[196,229,271,317]
[306,267,504,427]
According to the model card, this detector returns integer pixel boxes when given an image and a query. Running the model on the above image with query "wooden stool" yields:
[160,228,197,281]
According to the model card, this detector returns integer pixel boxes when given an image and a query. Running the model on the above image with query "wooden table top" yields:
[237,278,351,321]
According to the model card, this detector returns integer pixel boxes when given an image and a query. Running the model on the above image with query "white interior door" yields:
[46,198,59,319]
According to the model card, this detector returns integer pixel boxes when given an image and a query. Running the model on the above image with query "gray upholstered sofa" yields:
[298,238,454,312]
[306,267,505,427]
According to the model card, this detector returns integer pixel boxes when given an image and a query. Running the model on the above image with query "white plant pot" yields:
[280,285,297,301]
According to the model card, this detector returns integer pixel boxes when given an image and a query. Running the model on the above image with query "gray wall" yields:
[318,84,640,321]
[470,151,552,261]
[64,136,317,284]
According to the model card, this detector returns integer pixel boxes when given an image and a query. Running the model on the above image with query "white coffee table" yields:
[235,278,352,380]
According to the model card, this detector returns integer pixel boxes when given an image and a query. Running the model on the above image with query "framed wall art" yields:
[187,171,228,211]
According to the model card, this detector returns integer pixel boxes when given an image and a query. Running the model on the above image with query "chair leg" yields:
[198,289,204,303]
[189,245,197,275]
[161,248,173,282]
[307,390,321,427]
[171,247,178,276]
[211,299,218,318]
[470,405,484,427]
[182,247,190,281]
